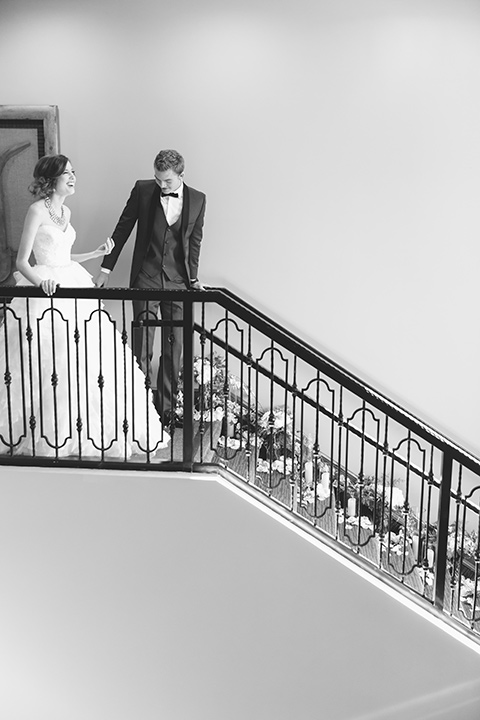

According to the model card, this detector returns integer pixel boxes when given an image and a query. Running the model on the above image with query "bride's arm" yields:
[16,204,56,293]
[71,237,115,264]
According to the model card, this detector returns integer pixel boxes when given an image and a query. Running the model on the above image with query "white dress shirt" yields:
[161,182,184,226]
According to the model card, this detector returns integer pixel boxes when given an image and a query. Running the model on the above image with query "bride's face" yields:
[54,161,76,197]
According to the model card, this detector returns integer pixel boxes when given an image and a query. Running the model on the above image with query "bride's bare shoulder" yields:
[27,199,47,219]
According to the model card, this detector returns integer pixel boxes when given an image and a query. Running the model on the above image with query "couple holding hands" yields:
[1,149,206,456]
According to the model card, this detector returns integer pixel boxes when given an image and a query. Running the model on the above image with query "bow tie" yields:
[161,191,179,198]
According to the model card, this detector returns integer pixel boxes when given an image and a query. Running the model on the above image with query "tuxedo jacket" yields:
[102,180,206,287]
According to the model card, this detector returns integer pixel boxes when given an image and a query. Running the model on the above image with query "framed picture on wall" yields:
[0,105,59,286]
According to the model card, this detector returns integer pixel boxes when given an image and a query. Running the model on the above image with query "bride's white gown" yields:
[0,223,170,458]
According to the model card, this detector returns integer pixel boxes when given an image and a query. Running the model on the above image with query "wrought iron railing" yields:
[1,285,479,645]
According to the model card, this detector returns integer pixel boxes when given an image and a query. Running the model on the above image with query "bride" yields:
[0,154,169,458]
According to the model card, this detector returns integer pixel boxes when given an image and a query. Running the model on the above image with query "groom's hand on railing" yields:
[94,269,110,288]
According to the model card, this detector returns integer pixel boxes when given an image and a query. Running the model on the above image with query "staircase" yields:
[0,284,479,650]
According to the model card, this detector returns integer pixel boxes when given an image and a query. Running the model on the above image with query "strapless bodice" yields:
[33,223,76,267]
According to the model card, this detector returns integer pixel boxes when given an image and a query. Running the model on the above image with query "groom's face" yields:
[154,167,184,193]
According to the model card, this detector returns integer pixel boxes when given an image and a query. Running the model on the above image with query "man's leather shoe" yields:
[163,412,183,430]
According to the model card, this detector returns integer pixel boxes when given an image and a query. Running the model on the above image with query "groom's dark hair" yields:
[29,154,70,198]
[154,149,185,175]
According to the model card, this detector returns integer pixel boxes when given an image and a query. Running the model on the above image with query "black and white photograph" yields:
[1,1,480,719]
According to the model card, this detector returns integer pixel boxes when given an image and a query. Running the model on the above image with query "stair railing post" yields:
[434,450,453,610]
[182,295,195,465]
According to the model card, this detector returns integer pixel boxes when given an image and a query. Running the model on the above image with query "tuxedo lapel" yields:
[181,184,190,240]
[146,183,161,244]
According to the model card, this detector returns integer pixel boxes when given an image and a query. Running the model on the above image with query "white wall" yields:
[2,0,480,455]
[1,467,480,720]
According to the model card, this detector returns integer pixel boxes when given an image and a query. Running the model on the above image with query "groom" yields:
[95,149,206,425]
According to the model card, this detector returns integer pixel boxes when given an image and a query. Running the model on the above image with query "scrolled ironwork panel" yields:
[0,300,28,452]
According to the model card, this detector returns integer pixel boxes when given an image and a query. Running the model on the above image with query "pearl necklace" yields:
[45,196,65,226]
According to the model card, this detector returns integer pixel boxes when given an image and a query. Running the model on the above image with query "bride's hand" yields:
[40,279,58,296]
[97,237,115,257]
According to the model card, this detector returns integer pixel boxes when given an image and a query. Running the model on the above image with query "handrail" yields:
[1,284,477,470]
[0,282,476,470]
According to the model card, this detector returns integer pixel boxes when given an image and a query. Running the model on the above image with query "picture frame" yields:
[0,105,59,285]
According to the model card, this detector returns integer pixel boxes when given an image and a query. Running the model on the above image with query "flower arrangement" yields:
[337,511,374,531]
[254,406,313,482]
[175,353,252,426]
[331,473,406,535]
[459,577,480,612]
[405,507,420,538]
[447,525,479,560]
[447,528,480,615]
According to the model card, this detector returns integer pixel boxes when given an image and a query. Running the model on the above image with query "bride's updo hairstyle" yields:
[29,154,70,198]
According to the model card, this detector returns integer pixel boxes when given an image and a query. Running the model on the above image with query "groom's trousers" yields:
[132,269,185,419]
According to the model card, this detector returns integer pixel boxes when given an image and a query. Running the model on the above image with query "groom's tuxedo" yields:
[101,179,206,419]
[102,180,206,287]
